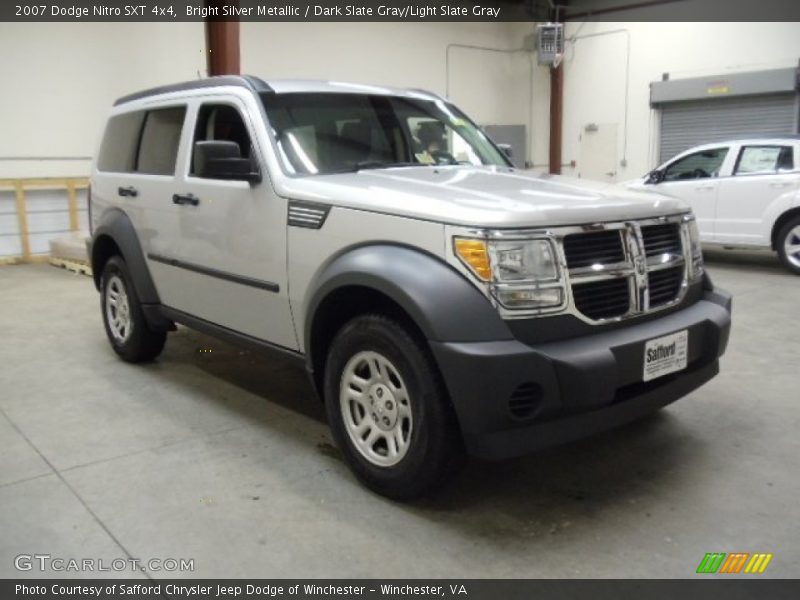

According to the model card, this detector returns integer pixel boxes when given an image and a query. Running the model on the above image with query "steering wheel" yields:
[692,168,710,179]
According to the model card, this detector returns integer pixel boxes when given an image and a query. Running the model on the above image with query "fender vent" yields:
[288,200,330,229]
[509,382,543,419]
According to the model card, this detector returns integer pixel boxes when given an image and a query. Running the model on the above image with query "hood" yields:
[280,165,689,228]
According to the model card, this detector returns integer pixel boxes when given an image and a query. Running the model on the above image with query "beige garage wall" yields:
[532,21,800,182]
[5,21,795,185]
[0,22,206,178]
[242,22,536,148]
[0,21,536,180]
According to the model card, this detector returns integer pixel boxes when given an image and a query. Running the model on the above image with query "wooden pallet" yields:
[49,256,93,277]
[0,255,50,266]
[0,177,89,265]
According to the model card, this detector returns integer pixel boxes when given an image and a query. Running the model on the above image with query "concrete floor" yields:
[0,252,798,579]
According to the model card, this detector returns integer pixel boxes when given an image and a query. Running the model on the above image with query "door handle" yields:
[769,181,792,188]
[695,185,715,191]
[172,193,199,206]
[118,186,138,197]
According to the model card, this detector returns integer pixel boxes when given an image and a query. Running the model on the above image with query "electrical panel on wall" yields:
[536,23,564,66]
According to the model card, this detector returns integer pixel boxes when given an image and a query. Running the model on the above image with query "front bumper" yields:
[430,287,732,460]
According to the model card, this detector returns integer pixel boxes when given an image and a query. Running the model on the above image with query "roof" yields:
[113,75,272,106]
[113,75,443,106]
[673,137,800,153]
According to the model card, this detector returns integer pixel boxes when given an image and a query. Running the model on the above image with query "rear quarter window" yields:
[97,111,145,173]
[136,107,187,176]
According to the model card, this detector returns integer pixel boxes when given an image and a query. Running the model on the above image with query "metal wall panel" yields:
[482,124,527,169]
[659,93,798,163]
[651,67,798,104]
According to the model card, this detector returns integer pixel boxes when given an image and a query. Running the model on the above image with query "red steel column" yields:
[549,62,563,175]
[205,1,240,76]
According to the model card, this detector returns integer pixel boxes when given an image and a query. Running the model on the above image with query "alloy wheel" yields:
[339,350,413,467]
[784,225,800,269]
[105,274,133,343]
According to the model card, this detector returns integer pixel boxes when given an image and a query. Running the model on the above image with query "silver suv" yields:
[89,76,732,499]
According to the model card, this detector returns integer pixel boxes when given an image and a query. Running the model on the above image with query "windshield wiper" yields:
[355,161,425,171]
[321,161,426,175]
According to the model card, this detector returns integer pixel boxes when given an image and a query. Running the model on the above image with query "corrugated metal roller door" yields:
[659,93,797,162]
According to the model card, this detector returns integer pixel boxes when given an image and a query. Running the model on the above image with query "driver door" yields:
[651,146,731,242]
[152,97,297,350]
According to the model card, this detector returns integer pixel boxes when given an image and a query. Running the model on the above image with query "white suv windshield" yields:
[261,92,509,175]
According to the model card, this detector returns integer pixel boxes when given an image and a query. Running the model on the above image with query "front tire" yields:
[324,314,463,500]
[777,216,800,275]
[100,256,166,362]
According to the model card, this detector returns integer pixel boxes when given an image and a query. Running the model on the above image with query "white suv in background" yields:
[628,138,800,274]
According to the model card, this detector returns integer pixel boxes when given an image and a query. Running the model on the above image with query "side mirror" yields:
[497,143,513,159]
[645,169,664,184]
[193,141,261,183]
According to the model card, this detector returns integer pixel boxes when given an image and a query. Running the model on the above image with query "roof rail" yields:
[113,75,272,106]
[407,88,448,102]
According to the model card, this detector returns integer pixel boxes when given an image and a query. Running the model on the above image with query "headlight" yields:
[685,216,704,279]
[454,236,564,310]
[488,240,558,281]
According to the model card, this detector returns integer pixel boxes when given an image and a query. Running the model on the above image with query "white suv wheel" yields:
[783,224,800,269]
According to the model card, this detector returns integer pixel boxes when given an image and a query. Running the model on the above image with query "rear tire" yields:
[777,216,800,275]
[324,314,463,500]
[100,255,166,362]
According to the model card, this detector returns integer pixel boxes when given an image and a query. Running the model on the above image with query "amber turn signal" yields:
[454,238,492,281]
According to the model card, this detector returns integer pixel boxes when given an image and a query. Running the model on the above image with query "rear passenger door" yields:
[716,144,799,246]
[149,98,296,350]
[92,106,186,265]
[126,104,190,301]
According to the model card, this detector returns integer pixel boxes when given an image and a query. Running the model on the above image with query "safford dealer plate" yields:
[643,330,688,382]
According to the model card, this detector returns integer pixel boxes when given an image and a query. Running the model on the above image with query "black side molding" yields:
[114,75,272,106]
[147,253,279,293]
[160,306,303,364]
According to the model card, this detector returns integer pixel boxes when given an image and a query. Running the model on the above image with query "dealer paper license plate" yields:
[643,330,688,382]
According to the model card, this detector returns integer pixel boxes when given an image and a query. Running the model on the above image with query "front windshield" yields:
[261,92,509,175]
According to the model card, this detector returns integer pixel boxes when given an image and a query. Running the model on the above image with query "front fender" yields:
[304,244,512,352]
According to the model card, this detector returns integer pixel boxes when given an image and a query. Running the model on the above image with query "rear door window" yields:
[734,145,794,175]
[136,107,187,176]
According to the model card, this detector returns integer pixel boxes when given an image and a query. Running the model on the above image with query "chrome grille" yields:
[647,265,684,307]
[563,229,626,269]
[641,223,682,258]
[562,216,689,323]
[572,278,630,320]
